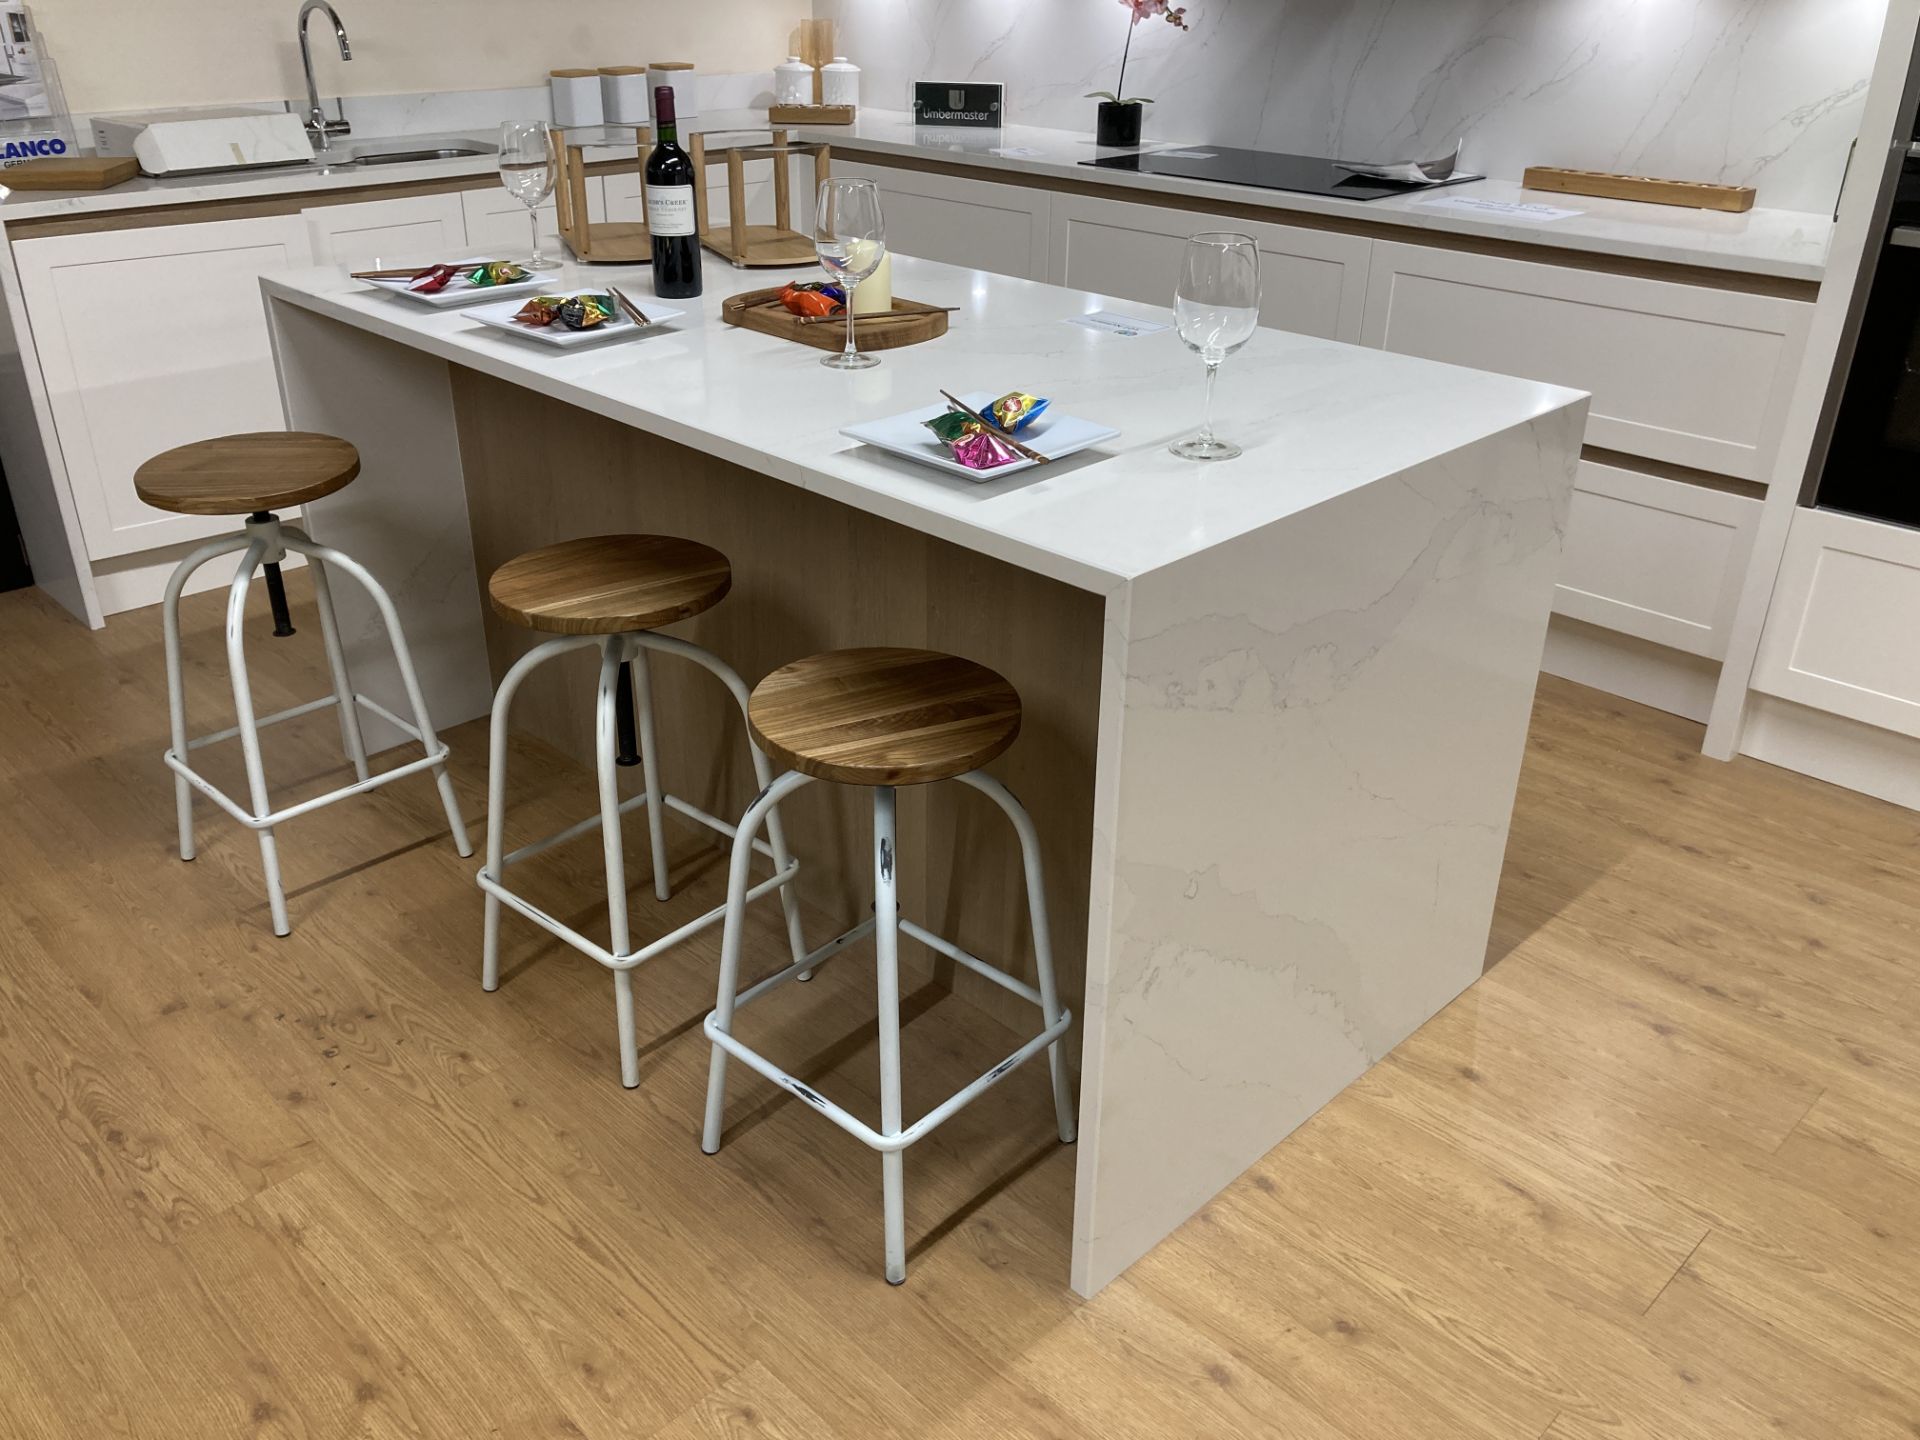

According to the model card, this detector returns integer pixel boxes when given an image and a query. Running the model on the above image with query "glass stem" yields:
[845,299,858,359]
[528,207,543,268]
[1201,361,1220,443]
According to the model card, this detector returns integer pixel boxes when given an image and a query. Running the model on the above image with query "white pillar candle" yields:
[852,249,893,315]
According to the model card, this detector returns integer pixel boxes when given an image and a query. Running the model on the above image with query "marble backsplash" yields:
[814,0,1888,214]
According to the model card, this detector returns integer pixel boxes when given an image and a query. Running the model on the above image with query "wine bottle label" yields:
[647,185,697,237]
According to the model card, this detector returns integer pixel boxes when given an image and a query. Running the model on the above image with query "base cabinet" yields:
[1048,192,1371,342]
[304,191,467,271]
[835,159,1050,281]
[15,215,317,559]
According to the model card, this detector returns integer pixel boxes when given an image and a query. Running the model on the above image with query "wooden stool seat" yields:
[134,432,360,516]
[748,647,1022,787]
[489,534,732,635]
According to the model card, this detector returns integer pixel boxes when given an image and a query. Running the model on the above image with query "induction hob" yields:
[1080,146,1480,202]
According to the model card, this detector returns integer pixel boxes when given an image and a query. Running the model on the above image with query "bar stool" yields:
[146,432,472,936]
[478,534,809,1088]
[700,647,1076,1284]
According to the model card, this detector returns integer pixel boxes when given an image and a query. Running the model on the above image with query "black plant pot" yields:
[1096,101,1144,148]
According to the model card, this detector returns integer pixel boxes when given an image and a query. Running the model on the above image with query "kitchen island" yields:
[262,254,1586,1296]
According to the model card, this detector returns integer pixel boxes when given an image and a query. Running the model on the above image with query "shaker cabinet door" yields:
[303,191,467,271]
[1047,192,1372,342]
[460,182,577,257]
[834,160,1050,281]
[15,214,316,559]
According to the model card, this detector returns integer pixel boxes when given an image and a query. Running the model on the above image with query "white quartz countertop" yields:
[794,110,1834,283]
[262,254,1583,592]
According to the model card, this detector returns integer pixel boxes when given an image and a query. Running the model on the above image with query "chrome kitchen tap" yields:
[298,0,351,147]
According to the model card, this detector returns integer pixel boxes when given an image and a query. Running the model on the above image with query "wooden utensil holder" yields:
[554,124,654,264]
[688,129,831,269]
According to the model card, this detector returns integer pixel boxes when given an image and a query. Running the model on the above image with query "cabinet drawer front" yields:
[304,191,467,271]
[1364,242,1809,480]
[1553,459,1760,658]
[459,185,566,255]
[15,215,316,558]
[1050,194,1371,342]
[838,161,1049,281]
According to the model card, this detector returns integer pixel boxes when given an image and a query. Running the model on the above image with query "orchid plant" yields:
[1086,0,1191,107]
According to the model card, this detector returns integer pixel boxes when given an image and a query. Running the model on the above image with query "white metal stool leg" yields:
[283,528,472,858]
[629,645,672,904]
[872,784,908,1284]
[305,551,371,784]
[222,538,291,936]
[161,533,252,862]
[957,772,1077,1144]
[482,636,597,991]
[597,637,641,1088]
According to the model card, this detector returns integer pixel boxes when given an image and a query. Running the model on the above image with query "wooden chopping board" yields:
[5,155,140,190]
[722,287,950,352]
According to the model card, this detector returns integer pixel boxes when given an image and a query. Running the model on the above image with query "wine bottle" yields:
[646,85,702,299]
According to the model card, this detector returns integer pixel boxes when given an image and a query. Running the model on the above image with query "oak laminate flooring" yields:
[1,577,1918,1439]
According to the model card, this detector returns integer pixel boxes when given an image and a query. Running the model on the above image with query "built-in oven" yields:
[1816,135,1920,527]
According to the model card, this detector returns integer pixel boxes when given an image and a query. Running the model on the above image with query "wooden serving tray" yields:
[1521,165,1756,213]
[722,287,950,352]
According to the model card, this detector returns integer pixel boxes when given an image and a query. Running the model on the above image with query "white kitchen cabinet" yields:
[834,160,1050,281]
[1553,458,1761,659]
[14,214,315,558]
[1047,192,1371,342]
[460,182,580,257]
[1362,240,1810,481]
[1750,507,1920,739]
[303,191,467,270]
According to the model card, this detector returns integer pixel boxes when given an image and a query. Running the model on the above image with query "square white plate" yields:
[840,393,1119,480]
[465,295,685,348]
[361,260,554,308]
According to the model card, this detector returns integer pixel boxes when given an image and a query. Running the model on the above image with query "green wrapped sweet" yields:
[467,260,533,287]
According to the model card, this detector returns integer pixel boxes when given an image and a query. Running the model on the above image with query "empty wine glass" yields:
[815,177,886,370]
[1171,232,1261,461]
[499,121,559,270]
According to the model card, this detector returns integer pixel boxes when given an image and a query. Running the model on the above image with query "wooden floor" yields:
[1,575,1917,1440]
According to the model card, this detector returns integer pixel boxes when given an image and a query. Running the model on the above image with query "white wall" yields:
[815,0,1889,214]
[30,0,792,116]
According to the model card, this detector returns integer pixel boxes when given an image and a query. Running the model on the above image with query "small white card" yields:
[1065,309,1170,338]
[991,146,1045,158]
[1154,149,1219,159]
[1415,194,1583,223]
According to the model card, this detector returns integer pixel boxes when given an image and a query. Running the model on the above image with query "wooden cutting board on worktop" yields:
[5,156,139,190]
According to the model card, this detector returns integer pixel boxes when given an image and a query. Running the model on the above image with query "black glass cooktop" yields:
[1081,146,1479,202]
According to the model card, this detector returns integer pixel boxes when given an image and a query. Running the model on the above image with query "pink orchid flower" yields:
[1122,0,1190,27]
[1090,0,1192,106]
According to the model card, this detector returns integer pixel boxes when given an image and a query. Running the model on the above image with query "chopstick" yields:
[609,286,653,327]
[350,265,443,280]
[938,389,1050,466]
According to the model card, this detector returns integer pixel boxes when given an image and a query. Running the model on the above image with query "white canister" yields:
[774,56,814,107]
[599,67,650,126]
[549,69,603,128]
[648,62,697,124]
[821,57,860,109]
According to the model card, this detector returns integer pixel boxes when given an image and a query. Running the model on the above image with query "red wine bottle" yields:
[646,86,702,298]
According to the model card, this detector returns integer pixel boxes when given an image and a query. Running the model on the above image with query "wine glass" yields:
[499,121,560,270]
[1170,233,1261,461]
[815,177,886,370]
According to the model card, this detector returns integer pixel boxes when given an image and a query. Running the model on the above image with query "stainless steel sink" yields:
[348,144,492,165]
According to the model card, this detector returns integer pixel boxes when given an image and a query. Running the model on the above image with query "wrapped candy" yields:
[467,260,532,287]
[512,294,617,331]
[558,293,616,329]
[408,263,458,294]
[779,281,845,318]
[512,296,565,327]
[922,392,1051,471]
